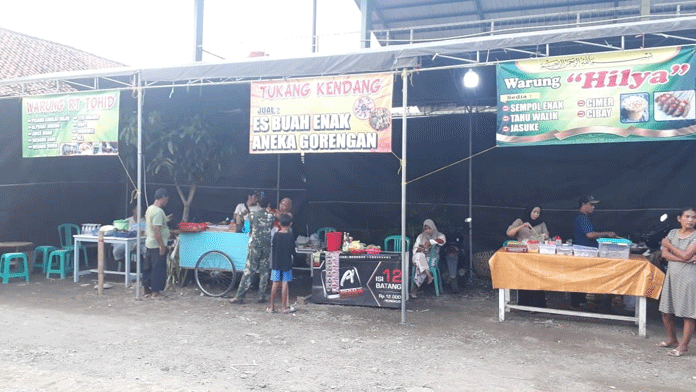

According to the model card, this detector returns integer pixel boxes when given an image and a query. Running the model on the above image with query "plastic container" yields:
[539,244,556,255]
[504,244,528,253]
[557,244,573,256]
[526,240,540,253]
[325,231,343,251]
[572,245,598,257]
[597,238,631,259]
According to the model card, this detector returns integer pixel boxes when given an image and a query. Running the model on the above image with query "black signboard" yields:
[311,252,403,308]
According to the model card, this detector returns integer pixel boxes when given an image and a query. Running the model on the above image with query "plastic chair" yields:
[33,245,57,273]
[0,252,30,283]
[46,249,73,279]
[58,223,89,268]
[315,227,337,244]
[410,245,443,297]
[384,235,411,252]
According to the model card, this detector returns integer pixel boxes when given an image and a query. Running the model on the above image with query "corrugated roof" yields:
[356,0,689,44]
[0,27,124,96]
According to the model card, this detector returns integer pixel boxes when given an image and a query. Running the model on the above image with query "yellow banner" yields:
[250,73,394,154]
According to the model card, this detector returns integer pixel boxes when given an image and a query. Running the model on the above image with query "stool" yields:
[0,252,30,284]
[46,249,73,279]
[33,245,57,273]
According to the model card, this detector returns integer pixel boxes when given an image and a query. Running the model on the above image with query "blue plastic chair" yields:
[0,252,30,283]
[58,223,89,268]
[410,245,442,297]
[315,227,337,244]
[384,235,411,252]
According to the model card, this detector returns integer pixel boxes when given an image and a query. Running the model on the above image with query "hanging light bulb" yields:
[463,69,479,89]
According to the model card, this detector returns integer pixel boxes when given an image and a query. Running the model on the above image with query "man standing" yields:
[574,195,618,247]
[230,196,275,304]
[234,191,263,233]
[572,195,618,308]
[144,188,170,299]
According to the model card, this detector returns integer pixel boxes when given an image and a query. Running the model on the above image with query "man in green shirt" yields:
[145,188,170,299]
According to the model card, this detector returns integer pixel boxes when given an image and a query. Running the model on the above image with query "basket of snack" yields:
[178,222,208,232]
[365,245,381,254]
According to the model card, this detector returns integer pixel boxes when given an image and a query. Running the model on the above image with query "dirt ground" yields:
[1,270,696,392]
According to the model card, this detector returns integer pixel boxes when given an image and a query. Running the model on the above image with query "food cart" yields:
[178,224,249,297]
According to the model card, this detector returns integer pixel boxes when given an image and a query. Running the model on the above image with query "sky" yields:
[0,0,373,67]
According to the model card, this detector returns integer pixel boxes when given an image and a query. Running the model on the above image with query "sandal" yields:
[282,306,297,314]
[657,341,678,348]
[266,307,277,314]
[229,298,243,304]
[667,348,688,357]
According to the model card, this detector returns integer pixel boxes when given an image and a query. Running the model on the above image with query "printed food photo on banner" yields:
[654,90,696,121]
[620,93,649,123]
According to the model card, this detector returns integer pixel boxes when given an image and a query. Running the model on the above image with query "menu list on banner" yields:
[496,45,696,146]
[249,73,394,154]
[22,90,120,158]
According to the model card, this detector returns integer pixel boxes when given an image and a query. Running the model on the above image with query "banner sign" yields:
[22,90,120,158]
[311,252,402,308]
[250,73,394,154]
[496,46,696,146]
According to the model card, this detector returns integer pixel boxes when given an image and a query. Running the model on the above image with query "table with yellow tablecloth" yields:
[489,250,665,337]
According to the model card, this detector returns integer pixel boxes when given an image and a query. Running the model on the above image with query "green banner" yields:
[22,90,120,158]
[496,46,696,146]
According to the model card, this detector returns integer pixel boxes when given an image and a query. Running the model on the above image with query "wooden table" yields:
[489,250,665,337]
[0,242,34,266]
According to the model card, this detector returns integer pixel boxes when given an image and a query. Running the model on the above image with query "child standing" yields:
[268,214,296,313]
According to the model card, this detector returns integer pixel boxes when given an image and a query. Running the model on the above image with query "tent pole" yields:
[468,105,473,280]
[401,69,408,324]
[277,154,281,207]
[136,72,143,299]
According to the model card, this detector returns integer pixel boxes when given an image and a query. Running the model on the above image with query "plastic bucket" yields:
[326,231,343,251]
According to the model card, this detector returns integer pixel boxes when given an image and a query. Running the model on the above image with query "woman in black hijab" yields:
[506,205,549,307]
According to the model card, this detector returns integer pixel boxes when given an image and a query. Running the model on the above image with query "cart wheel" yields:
[194,250,237,297]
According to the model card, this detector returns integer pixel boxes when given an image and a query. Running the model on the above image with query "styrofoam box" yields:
[539,244,556,255]
[573,245,598,257]
[598,242,630,259]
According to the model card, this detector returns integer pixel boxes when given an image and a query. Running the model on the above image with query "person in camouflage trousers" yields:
[230,196,275,304]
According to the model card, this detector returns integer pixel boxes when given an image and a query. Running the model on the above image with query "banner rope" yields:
[117,154,140,203]
[405,145,497,185]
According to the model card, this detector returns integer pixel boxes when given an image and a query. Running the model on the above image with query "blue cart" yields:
[179,231,249,297]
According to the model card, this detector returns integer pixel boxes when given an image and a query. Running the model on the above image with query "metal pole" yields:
[468,105,473,279]
[400,70,408,324]
[136,72,143,299]
[312,0,318,53]
[194,0,204,61]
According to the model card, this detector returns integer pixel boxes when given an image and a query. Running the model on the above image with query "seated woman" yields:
[410,219,446,299]
[506,205,549,308]
[658,207,696,357]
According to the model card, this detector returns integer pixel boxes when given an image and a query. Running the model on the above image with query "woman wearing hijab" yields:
[410,219,446,298]
[506,205,549,307]
[506,206,550,242]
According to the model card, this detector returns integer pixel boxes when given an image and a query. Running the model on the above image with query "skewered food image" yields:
[654,90,695,120]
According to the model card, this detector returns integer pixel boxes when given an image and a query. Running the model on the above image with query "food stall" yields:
[490,239,665,337]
